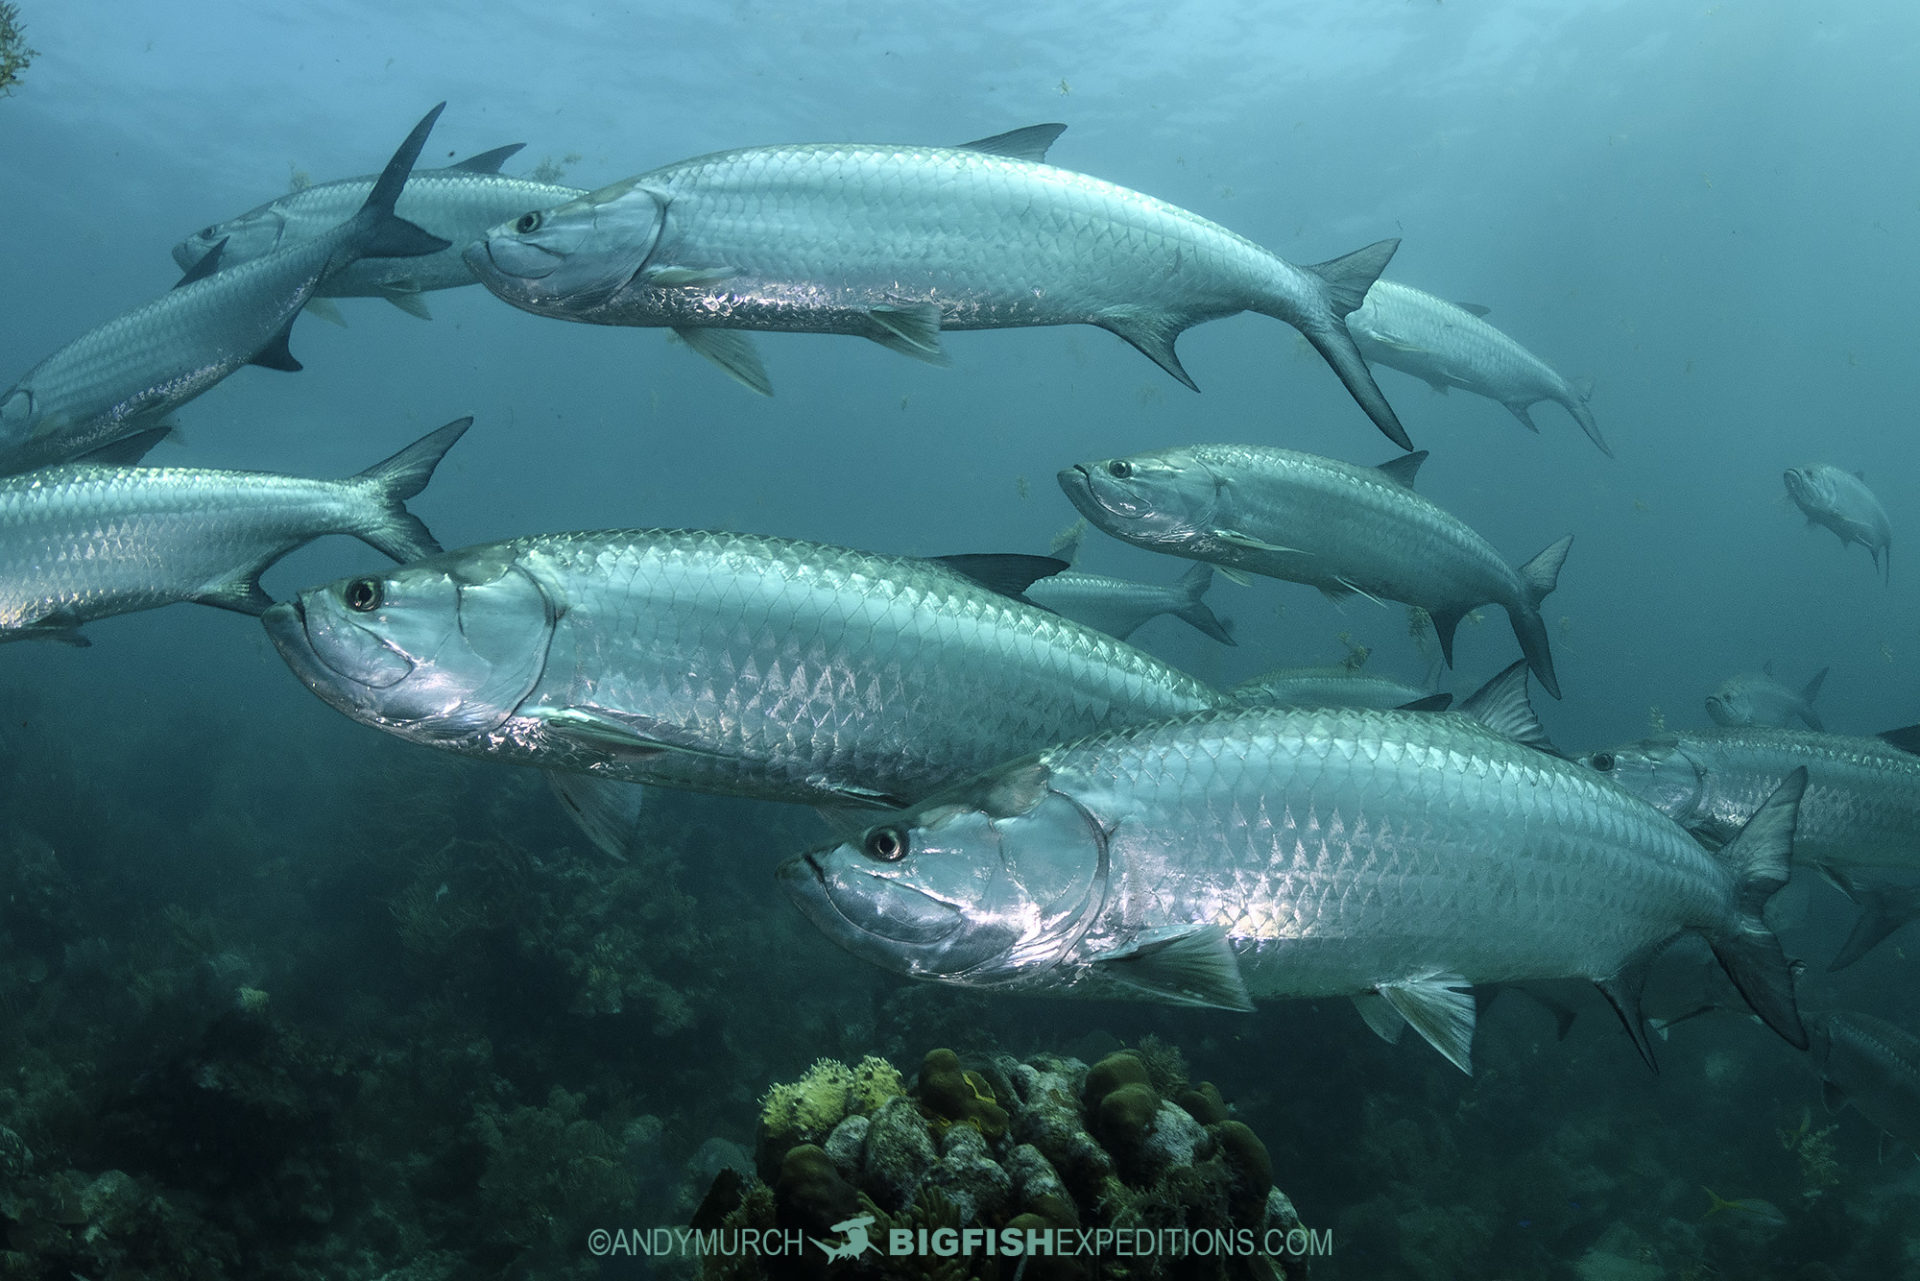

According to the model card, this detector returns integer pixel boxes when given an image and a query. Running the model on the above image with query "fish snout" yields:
[465,232,564,285]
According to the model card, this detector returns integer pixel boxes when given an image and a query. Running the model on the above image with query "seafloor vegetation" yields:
[0,689,1914,1279]
[0,3,34,98]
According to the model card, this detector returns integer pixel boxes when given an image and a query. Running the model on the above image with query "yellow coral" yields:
[761,1055,904,1141]
[849,1055,905,1111]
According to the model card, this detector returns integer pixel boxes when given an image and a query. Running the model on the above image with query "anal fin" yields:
[671,327,772,396]
[1377,974,1476,1074]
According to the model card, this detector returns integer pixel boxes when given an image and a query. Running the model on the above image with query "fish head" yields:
[174,203,289,272]
[1057,449,1219,548]
[1782,465,1836,515]
[1704,679,1755,727]
[464,178,666,310]
[263,545,556,744]
[779,759,1109,989]
[1580,735,1706,824]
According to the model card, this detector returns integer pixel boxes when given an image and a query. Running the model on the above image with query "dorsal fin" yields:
[1457,660,1558,754]
[451,143,525,174]
[956,123,1067,162]
[173,239,228,288]
[1877,724,1920,755]
[932,554,1069,601]
[76,425,176,465]
[1376,450,1427,490]
[1454,301,1491,317]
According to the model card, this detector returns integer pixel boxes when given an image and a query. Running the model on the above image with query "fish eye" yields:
[1106,460,1133,479]
[863,826,909,862]
[345,577,383,613]
[1589,752,1614,772]
[199,226,217,239]
[514,211,543,234]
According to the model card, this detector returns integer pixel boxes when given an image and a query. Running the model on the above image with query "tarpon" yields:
[1582,723,1920,968]
[1347,280,1607,454]
[174,147,585,321]
[1784,464,1891,582]
[261,532,1222,807]
[0,104,449,474]
[781,664,1808,1071]
[461,124,1413,449]
[1025,562,1233,645]
[0,418,468,644]
[1059,443,1572,697]
[1229,665,1446,711]
[1706,664,1827,730]
[1806,1011,1920,1155]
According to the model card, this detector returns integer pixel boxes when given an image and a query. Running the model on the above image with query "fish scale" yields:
[265,528,1222,807]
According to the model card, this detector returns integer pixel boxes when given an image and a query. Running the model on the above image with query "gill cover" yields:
[275,546,556,740]
[1058,451,1222,546]
[469,178,667,308]
[785,761,1111,987]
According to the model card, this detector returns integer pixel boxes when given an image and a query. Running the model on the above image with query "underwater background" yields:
[1,1,1917,1277]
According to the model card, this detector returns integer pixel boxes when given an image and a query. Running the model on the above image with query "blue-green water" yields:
[1,2,1916,1277]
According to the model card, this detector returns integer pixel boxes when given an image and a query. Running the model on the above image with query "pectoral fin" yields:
[671,328,772,396]
[1377,975,1477,1074]
[191,573,276,616]
[1212,529,1301,555]
[644,265,740,287]
[378,288,434,321]
[1091,924,1253,1011]
[530,707,725,761]
[1216,565,1256,588]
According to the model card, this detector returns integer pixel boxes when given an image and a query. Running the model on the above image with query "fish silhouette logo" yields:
[812,1213,877,1260]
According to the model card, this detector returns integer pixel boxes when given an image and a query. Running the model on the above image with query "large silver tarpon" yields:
[1347,280,1606,454]
[0,418,469,644]
[1059,442,1572,697]
[174,146,585,321]
[262,531,1221,807]
[782,666,1808,1071]
[461,124,1413,450]
[0,105,449,474]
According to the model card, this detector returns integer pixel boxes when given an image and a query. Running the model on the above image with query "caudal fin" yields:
[1707,767,1809,1050]
[1172,562,1235,645]
[351,104,453,261]
[1505,534,1573,700]
[349,416,473,561]
[1298,240,1413,452]
[1561,378,1612,458]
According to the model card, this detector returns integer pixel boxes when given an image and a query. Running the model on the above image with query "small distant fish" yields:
[1784,464,1891,582]
[1702,1188,1788,1230]
[0,105,450,474]
[1059,443,1572,697]
[462,124,1413,449]
[1806,1010,1920,1156]
[174,145,585,321]
[1230,665,1446,711]
[1581,722,1920,968]
[1347,280,1608,455]
[0,418,469,644]
[781,663,1808,1073]
[1026,562,1234,645]
[1706,663,1827,730]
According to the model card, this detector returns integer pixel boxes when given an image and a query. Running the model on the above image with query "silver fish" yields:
[1706,664,1827,730]
[1059,443,1572,697]
[1229,665,1446,711]
[1581,723,1920,968]
[261,533,1221,808]
[781,664,1808,1071]
[462,124,1413,449]
[1784,464,1891,582]
[1347,280,1607,455]
[174,146,585,321]
[0,105,449,475]
[0,418,468,644]
[1025,562,1233,645]
[1807,1011,1920,1155]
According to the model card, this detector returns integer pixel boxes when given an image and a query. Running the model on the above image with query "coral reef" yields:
[0,3,33,97]
[702,1043,1310,1281]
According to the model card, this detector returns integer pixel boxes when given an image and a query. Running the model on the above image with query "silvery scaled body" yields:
[462,124,1411,448]
[1783,464,1891,581]
[783,673,1806,1071]
[0,418,468,644]
[263,531,1220,807]
[1807,1011,1920,1155]
[1059,442,1571,697]
[175,146,585,316]
[0,105,449,474]
[1229,665,1440,710]
[1348,279,1606,454]
[1025,562,1233,645]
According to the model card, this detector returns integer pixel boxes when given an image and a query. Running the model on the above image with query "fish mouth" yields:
[777,850,965,949]
[464,234,563,284]
[262,597,414,693]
